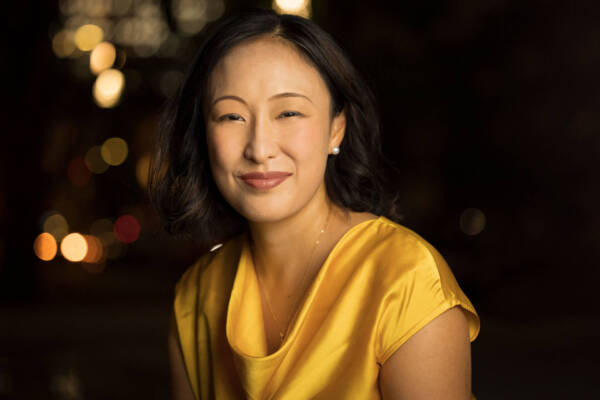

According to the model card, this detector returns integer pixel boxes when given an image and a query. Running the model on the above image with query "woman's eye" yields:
[278,111,302,118]
[219,114,244,122]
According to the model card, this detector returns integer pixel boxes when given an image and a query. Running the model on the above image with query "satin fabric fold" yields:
[174,216,480,399]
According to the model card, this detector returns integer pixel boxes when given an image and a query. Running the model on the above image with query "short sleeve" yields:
[375,240,480,365]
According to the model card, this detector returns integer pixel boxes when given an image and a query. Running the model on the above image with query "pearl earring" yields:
[331,146,340,155]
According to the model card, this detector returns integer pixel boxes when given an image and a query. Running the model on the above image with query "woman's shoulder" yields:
[364,217,480,359]
[174,234,245,298]
[359,216,445,271]
[352,216,470,297]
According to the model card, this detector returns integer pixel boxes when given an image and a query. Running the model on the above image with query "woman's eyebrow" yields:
[211,95,247,107]
[268,92,313,103]
[211,92,313,107]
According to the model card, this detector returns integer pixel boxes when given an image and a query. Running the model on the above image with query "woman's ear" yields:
[329,109,346,151]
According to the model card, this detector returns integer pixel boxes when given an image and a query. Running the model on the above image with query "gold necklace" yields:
[254,207,332,344]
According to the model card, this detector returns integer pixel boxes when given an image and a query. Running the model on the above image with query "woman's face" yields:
[205,36,345,223]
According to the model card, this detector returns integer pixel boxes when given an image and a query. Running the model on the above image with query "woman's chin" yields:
[234,202,299,224]
[239,210,291,224]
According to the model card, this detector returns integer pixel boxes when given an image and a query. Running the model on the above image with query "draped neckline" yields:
[225,215,382,361]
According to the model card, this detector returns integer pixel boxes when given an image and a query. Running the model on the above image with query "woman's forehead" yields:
[207,36,329,103]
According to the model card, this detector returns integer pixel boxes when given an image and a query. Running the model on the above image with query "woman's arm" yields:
[378,306,472,400]
[168,313,196,400]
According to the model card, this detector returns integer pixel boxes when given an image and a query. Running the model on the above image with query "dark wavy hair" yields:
[149,8,401,248]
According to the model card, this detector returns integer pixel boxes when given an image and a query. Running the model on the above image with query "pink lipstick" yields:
[239,171,292,190]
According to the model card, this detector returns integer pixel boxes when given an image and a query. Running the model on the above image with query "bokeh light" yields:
[172,0,208,36]
[60,233,88,262]
[100,137,128,166]
[34,233,58,261]
[52,30,76,58]
[83,234,104,264]
[82,233,106,273]
[114,214,140,243]
[67,156,92,187]
[93,68,125,108]
[136,154,150,189]
[91,218,123,259]
[84,146,109,174]
[90,41,116,74]
[459,208,487,236]
[273,0,311,17]
[42,213,69,242]
[74,24,104,51]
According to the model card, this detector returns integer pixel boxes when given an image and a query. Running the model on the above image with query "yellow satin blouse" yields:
[174,216,480,399]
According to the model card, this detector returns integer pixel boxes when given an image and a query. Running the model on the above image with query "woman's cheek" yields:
[208,132,235,170]
[288,124,328,160]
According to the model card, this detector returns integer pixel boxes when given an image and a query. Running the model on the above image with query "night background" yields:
[2,0,599,398]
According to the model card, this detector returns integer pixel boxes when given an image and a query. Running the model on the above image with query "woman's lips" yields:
[239,171,292,190]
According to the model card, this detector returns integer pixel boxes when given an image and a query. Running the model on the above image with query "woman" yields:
[150,9,480,400]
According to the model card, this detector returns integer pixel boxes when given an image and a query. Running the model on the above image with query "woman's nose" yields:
[243,119,278,163]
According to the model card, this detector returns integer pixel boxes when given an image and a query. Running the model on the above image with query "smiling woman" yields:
[205,36,345,224]
[149,8,479,400]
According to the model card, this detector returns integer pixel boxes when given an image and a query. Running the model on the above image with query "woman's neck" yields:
[247,189,344,288]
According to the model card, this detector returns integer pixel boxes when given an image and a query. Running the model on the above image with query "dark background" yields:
[2,0,599,398]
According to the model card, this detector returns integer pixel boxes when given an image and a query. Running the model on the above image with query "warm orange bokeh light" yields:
[33,233,58,261]
[60,233,88,262]
[93,68,125,108]
[83,234,104,264]
[273,0,311,17]
[90,41,117,75]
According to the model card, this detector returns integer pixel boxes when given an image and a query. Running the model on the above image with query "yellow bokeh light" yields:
[34,233,58,261]
[90,41,116,75]
[60,233,88,262]
[93,68,125,108]
[85,146,110,174]
[136,154,150,188]
[273,0,311,17]
[101,137,128,166]
[52,30,76,58]
[74,24,104,51]
[42,213,69,242]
